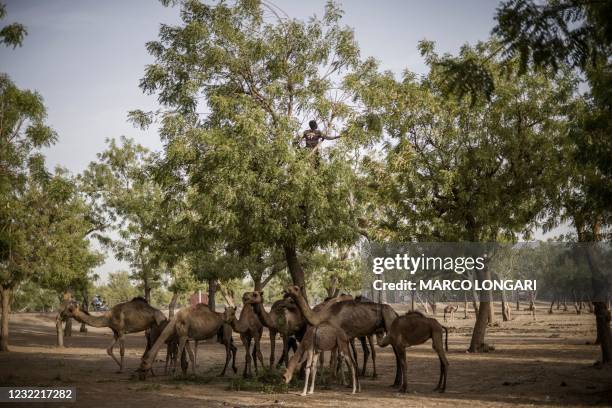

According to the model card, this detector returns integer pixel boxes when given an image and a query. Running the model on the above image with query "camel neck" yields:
[231,305,252,332]
[253,304,275,329]
[293,294,321,326]
[73,310,110,328]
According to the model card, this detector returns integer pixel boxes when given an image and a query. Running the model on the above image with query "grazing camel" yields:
[147,316,237,376]
[377,311,449,393]
[138,302,236,378]
[59,297,166,372]
[283,323,360,396]
[245,292,301,367]
[443,305,459,322]
[284,286,399,384]
[222,290,266,377]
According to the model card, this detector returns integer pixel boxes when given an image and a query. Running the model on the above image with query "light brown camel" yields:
[443,304,459,322]
[245,292,302,367]
[138,302,236,378]
[59,297,166,372]
[147,316,237,376]
[376,311,449,393]
[283,322,360,396]
[284,285,401,385]
[223,290,266,377]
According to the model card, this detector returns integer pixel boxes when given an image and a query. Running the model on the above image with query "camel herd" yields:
[59,286,450,397]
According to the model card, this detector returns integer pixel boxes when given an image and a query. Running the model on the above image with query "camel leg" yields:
[176,337,188,376]
[269,329,277,367]
[164,342,171,375]
[359,336,369,376]
[185,341,196,374]
[302,351,313,396]
[277,333,288,368]
[391,344,402,387]
[368,335,377,378]
[193,340,198,368]
[349,339,359,375]
[106,336,121,370]
[398,347,408,393]
[345,354,358,394]
[240,335,252,378]
[433,334,449,392]
[118,335,126,372]
[254,331,265,372]
[231,341,238,373]
[309,351,319,394]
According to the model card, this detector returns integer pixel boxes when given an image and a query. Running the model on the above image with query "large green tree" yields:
[130,0,372,294]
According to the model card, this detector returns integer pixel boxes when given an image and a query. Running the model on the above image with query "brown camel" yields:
[377,311,449,393]
[284,285,400,384]
[443,304,459,322]
[147,316,237,376]
[59,297,166,372]
[283,322,360,396]
[138,302,236,378]
[245,292,302,367]
[222,290,266,377]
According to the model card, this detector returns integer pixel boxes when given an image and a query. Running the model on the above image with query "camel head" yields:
[223,305,237,323]
[60,301,80,319]
[284,285,302,299]
[282,368,292,384]
[243,291,263,304]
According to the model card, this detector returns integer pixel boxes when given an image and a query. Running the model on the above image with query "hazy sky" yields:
[1,0,502,282]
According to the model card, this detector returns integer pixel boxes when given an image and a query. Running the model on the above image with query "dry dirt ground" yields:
[0,303,611,408]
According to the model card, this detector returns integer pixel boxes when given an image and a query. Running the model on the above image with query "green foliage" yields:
[95,271,139,306]
[12,281,58,312]
[0,4,27,48]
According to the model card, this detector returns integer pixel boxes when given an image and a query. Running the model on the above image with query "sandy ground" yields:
[0,304,611,408]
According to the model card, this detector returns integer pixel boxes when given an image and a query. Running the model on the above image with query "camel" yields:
[59,297,166,372]
[138,302,236,378]
[222,290,266,377]
[147,316,237,376]
[245,292,302,367]
[376,311,449,393]
[284,285,400,385]
[443,304,459,322]
[283,322,360,396]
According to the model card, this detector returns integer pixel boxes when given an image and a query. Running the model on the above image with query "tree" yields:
[357,41,574,352]
[0,3,27,49]
[97,271,139,306]
[82,137,168,303]
[130,0,373,296]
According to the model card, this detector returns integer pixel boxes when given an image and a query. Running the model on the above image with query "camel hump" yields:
[131,296,148,303]
[405,310,426,318]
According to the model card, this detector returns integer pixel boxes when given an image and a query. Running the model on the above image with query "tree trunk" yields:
[64,318,72,337]
[548,298,555,314]
[144,280,151,304]
[463,292,468,319]
[168,292,179,318]
[284,245,306,298]
[487,301,494,323]
[207,279,217,312]
[0,287,11,351]
[469,265,492,353]
[411,290,416,312]
[56,313,64,348]
[80,295,88,333]
[584,245,612,365]
[501,291,510,321]
[253,278,263,292]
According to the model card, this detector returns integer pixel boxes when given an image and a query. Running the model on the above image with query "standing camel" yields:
[139,302,237,378]
[59,297,166,372]
[283,323,360,396]
[222,290,266,377]
[377,311,449,393]
[284,286,400,385]
[443,305,459,322]
[245,292,302,367]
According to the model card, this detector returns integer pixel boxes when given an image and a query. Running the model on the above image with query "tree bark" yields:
[80,295,88,333]
[168,292,179,318]
[0,287,11,351]
[584,245,612,364]
[144,280,151,304]
[468,265,492,353]
[56,313,64,348]
[502,291,511,321]
[284,245,306,298]
[207,279,217,312]
[63,318,72,337]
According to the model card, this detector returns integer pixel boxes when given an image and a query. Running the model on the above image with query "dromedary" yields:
[443,304,459,322]
[223,290,266,377]
[59,297,166,372]
[147,316,237,376]
[376,311,449,393]
[245,292,301,367]
[138,302,236,378]
[283,322,360,396]
[284,285,400,384]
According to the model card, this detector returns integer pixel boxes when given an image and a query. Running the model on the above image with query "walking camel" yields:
[283,285,400,385]
[59,297,166,372]
[443,304,459,322]
[376,311,449,393]
[283,322,360,396]
[138,302,236,378]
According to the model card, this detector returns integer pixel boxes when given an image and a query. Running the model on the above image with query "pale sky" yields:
[1,0,521,282]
